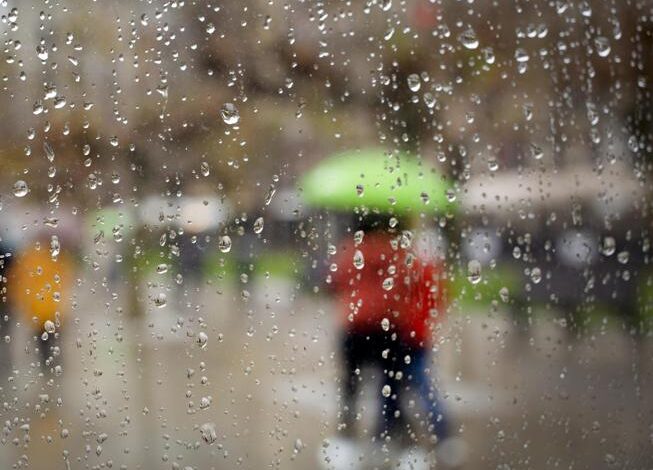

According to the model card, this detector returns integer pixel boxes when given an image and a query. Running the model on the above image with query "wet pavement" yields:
[1,272,652,469]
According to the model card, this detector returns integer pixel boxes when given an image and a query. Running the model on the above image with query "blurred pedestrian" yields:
[0,240,14,381]
[8,234,73,371]
[330,213,450,445]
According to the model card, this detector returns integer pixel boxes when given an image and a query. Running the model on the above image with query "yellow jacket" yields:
[9,245,73,329]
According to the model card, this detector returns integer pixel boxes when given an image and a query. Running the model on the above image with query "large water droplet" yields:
[50,235,60,258]
[153,293,167,308]
[406,73,421,92]
[354,230,364,246]
[530,143,543,160]
[400,230,413,249]
[382,277,394,291]
[44,142,55,161]
[530,267,542,284]
[467,259,482,284]
[13,180,28,197]
[594,36,611,58]
[600,236,616,256]
[353,250,364,270]
[197,331,208,348]
[459,29,479,50]
[200,422,217,444]
[515,48,530,62]
[36,45,48,61]
[483,47,495,64]
[220,103,240,125]
[253,217,264,234]
[218,235,232,253]
[44,320,56,334]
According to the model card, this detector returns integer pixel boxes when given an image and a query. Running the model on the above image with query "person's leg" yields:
[406,347,449,441]
[377,334,403,439]
[340,332,361,436]
[39,333,53,370]
[0,310,11,382]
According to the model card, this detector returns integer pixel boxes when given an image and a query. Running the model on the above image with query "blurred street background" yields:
[1,0,653,469]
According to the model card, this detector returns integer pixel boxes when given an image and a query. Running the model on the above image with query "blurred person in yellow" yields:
[8,234,73,371]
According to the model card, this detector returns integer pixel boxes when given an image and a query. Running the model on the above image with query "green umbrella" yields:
[300,148,454,214]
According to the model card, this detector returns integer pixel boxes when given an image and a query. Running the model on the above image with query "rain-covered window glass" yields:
[0,1,652,469]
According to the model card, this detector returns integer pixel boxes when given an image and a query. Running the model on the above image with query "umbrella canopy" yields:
[300,148,454,214]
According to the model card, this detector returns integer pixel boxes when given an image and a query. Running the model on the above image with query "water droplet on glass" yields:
[156,263,168,274]
[499,287,510,303]
[617,251,629,264]
[218,235,232,253]
[601,236,616,256]
[355,184,364,197]
[400,230,413,249]
[44,142,55,161]
[594,36,611,57]
[353,250,364,269]
[381,318,390,331]
[515,48,530,62]
[530,267,542,284]
[200,422,217,444]
[44,320,56,334]
[199,396,212,409]
[264,186,277,206]
[579,1,592,17]
[253,217,264,234]
[197,331,208,348]
[36,45,48,61]
[467,259,482,284]
[220,103,240,125]
[459,28,479,50]
[407,73,421,92]
[200,161,210,176]
[354,230,364,246]
[153,292,167,308]
[50,235,60,258]
[382,277,394,291]
[381,384,392,397]
[13,180,28,197]
[483,47,495,64]
[530,143,543,160]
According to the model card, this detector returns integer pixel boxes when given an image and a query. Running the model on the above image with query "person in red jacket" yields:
[330,214,450,443]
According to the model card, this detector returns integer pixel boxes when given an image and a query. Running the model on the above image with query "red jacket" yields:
[331,233,448,347]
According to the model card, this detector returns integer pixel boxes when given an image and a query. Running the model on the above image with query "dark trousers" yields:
[340,331,449,441]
